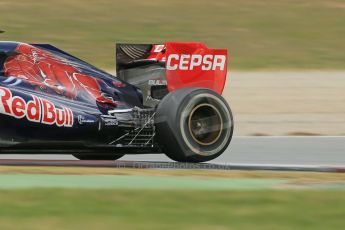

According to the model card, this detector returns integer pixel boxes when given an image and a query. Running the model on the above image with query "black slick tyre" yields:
[155,88,234,162]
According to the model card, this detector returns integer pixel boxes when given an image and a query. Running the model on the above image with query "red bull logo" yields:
[0,86,73,127]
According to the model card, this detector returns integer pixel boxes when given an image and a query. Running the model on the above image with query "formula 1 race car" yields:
[0,37,234,162]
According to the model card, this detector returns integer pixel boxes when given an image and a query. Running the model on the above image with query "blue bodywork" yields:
[0,42,145,150]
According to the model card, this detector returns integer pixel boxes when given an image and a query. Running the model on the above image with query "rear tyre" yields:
[155,88,234,162]
[72,154,124,161]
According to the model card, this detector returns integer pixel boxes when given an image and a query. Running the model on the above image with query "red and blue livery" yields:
[0,40,233,162]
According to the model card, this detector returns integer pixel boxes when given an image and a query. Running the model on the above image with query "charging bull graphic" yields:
[4,43,116,106]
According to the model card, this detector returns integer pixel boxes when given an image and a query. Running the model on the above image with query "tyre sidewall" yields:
[155,88,234,162]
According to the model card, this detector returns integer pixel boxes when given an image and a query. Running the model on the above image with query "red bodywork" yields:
[146,42,228,95]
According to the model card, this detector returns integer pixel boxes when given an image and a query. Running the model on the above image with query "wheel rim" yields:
[188,103,223,146]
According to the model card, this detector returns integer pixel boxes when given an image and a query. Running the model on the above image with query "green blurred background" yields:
[1,0,344,70]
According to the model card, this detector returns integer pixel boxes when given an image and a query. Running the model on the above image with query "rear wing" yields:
[116,42,228,106]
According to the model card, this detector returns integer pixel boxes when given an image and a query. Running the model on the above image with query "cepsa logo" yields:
[0,87,73,127]
[166,54,226,71]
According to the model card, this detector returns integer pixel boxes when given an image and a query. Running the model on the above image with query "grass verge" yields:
[1,167,345,228]
[0,189,344,230]
[1,0,344,69]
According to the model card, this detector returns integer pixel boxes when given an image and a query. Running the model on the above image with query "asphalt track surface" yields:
[0,137,344,171]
